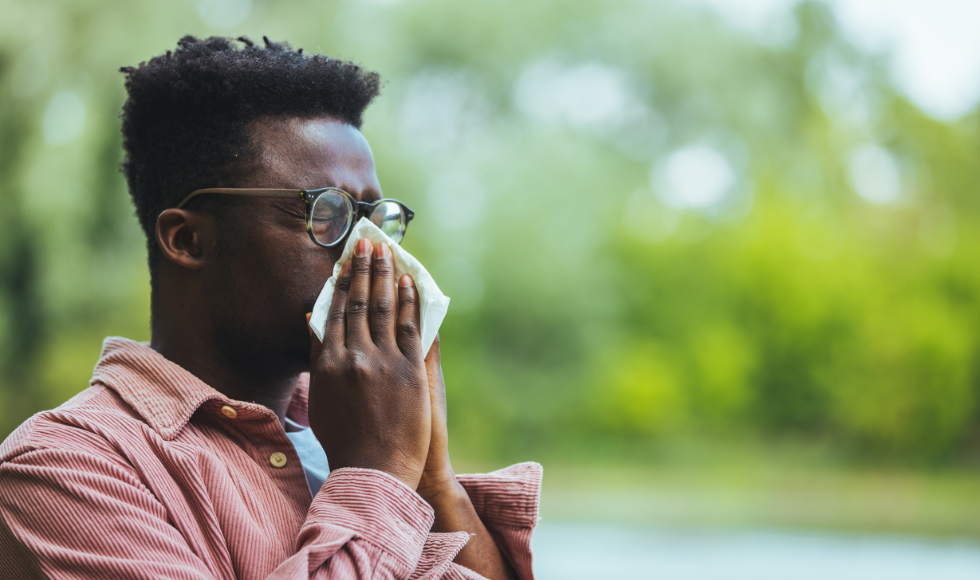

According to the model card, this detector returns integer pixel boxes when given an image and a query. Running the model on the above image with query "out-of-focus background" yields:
[3,0,980,577]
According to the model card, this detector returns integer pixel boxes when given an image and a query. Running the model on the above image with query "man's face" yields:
[204,115,383,378]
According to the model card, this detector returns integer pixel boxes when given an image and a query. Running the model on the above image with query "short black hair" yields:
[119,35,381,272]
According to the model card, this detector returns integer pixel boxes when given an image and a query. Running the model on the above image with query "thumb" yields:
[424,334,443,388]
[424,334,447,420]
[424,333,441,366]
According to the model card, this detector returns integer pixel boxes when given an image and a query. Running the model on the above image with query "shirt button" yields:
[269,452,288,468]
[220,405,238,419]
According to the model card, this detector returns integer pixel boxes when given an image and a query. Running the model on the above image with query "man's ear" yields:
[155,209,213,270]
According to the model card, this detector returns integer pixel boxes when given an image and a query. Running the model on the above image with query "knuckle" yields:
[314,351,341,374]
[370,298,395,319]
[349,352,375,380]
[351,256,372,274]
[336,276,352,293]
[372,259,393,276]
[398,290,417,306]
[326,309,346,324]
[347,297,370,316]
[398,318,419,337]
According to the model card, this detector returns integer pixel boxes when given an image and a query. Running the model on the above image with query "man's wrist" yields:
[420,476,481,535]
[417,470,465,505]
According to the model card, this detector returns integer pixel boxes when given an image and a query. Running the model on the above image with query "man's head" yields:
[120,35,381,272]
[119,36,383,379]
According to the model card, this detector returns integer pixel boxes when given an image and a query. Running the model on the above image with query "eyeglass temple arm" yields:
[174,188,303,210]
[176,189,415,223]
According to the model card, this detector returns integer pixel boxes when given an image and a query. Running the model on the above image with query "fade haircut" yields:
[119,35,381,274]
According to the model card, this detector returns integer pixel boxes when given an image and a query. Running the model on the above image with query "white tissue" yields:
[310,218,450,355]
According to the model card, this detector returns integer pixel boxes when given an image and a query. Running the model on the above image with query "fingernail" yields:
[341,260,352,277]
[374,243,390,259]
[399,274,413,287]
[355,238,372,257]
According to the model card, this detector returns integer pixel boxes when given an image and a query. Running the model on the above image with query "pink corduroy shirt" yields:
[0,338,541,580]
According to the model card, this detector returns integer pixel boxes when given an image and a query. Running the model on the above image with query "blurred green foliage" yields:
[1,0,978,464]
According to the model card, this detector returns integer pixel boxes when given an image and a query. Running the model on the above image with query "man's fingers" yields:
[369,243,397,347]
[324,260,352,347]
[396,274,422,359]
[346,238,373,345]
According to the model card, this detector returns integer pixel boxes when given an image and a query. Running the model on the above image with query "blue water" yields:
[531,521,980,580]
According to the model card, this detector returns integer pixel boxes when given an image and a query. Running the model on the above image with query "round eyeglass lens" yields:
[370,201,407,243]
[310,191,354,246]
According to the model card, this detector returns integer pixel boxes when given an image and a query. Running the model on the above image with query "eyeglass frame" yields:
[170,187,415,248]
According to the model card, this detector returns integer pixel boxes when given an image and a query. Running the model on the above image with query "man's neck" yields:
[150,329,300,426]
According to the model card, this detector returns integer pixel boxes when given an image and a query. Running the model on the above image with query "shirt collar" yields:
[91,337,311,440]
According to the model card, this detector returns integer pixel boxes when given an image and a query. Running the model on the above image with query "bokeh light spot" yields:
[651,145,737,210]
[847,145,903,204]
[514,60,642,132]
[42,90,86,146]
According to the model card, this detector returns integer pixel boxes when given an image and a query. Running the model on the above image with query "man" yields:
[0,36,540,580]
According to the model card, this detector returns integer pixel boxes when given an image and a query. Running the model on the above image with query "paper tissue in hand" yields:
[310,217,450,355]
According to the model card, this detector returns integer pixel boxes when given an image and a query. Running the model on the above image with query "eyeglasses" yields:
[173,188,415,248]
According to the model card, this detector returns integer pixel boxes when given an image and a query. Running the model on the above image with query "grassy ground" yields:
[455,441,980,538]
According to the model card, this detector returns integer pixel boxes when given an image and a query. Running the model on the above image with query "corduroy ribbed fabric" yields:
[0,338,541,580]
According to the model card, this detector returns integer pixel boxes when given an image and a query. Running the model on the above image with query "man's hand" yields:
[416,335,459,501]
[307,239,431,490]
[306,241,516,579]
[414,336,519,580]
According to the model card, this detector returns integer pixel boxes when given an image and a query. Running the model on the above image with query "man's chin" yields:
[280,331,314,375]
[213,325,312,380]
[297,338,314,369]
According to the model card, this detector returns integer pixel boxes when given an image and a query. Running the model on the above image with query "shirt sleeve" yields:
[0,449,457,580]
[272,468,444,580]
[455,462,543,580]
[0,448,217,579]
[407,532,471,580]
